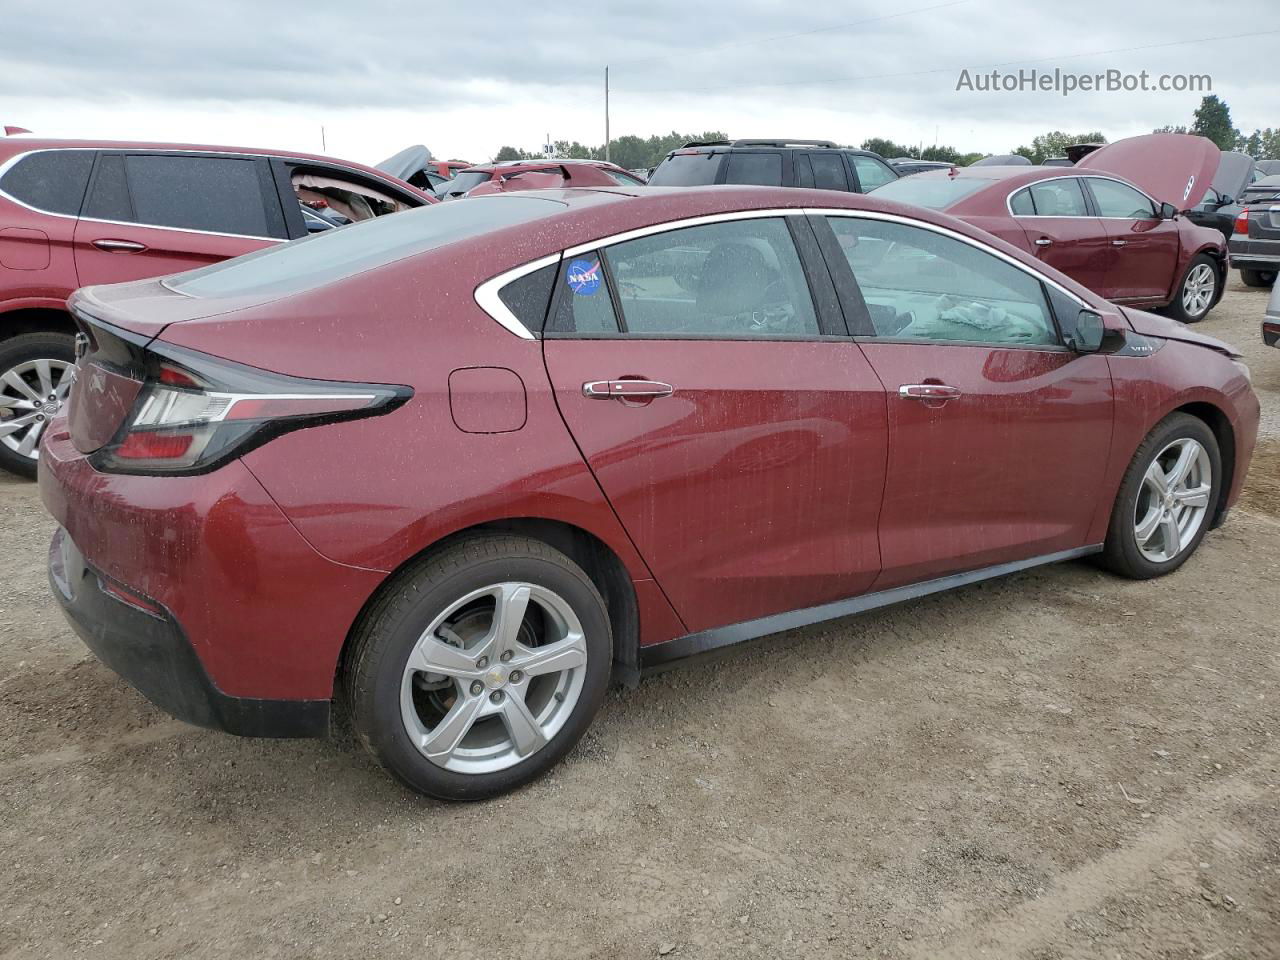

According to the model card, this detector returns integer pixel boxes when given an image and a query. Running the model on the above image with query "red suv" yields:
[0,138,432,477]
[41,187,1257,800]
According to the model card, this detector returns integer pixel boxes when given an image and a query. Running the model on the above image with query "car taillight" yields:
[91,344,410,475]
[1234,208,1250,234]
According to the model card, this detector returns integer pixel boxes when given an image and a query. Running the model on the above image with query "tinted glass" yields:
[124,155,270,236]
[826,217,1057,346]
[499,262,557,333]
[0,150,93,215]
[603,169,644,185]
[646,153,720,186]
[724,153,783,186]
[1009,188,1035,216]
[867,175,989,209]
[850,155,897,191]
[168,196,566,299]
[1086,178,1156,219]
[1028,178,1089,216]
[83,155,132,221]
[547,255,620,334]
[795,154,814,188]
[603,218,819,337]
[809,153,848,191]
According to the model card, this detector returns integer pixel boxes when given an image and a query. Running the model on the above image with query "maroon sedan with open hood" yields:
[872,134,1227,323]
[41,184,1257,800]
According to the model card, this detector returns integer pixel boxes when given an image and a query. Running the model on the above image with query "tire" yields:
[1098,413,1221,580]
[1240,268,1277,288]
[1163,254,1220,323]
[345,534,612,800]
[0,332,76,480]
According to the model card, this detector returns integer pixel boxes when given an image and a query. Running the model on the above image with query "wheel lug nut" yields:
[509,670,523,684]
[470,681,483,696]
[475,656,488,669]
[489,691,504,704]
[500,651,513,663]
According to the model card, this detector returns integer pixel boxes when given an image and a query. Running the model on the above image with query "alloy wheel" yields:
[1133,437,1212,563]
[400,582,588,775]
[1180,263,1216,318]
[0,358,75,461]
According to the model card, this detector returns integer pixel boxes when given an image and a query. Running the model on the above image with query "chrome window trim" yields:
[0,146,415,243]
[807,206,1091,308]
[473,253,562,340]
[1004,174,1160,220]
[563,208,806,257]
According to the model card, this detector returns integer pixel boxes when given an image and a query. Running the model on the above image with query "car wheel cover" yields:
[1181,263,1215,317]
[1133,437,1212,563]
[399,582,588,775]
[0,358,74,460]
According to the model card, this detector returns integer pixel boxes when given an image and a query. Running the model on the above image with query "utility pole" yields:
[320,125,326,152]
[604,66,611,163]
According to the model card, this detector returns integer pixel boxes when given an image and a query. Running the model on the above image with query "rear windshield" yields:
[868,175,990,210]
[648,153,721,186]
[165,196,565,299]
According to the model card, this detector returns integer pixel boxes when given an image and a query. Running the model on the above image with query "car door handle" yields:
[899,383,962,402]
[91,238,147,253]
[1111,239,1128,247]
[1035,238,1052,247]
[582,380,675,400]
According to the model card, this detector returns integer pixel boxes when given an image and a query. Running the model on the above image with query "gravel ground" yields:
[1,278,1277,960]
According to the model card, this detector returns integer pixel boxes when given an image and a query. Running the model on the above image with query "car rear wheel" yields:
[1240,268,1277,288]
[1098,413,1220,579]
[345,534,612,800]
[0,332,77,480]
[1164,255,1219,323]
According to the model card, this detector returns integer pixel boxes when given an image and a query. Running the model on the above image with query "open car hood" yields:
[1209,152,1255,202]
[1077,134,1220,209]
[377,144,434,181]
[1122,307,1240,357]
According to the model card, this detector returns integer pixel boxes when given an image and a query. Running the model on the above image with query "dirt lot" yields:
[2,279,1277,960]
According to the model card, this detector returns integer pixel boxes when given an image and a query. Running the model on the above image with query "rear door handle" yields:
[582,380,675,400]
[1035,238,1052,247]
[91,238,147,253]
[899,383,962,402]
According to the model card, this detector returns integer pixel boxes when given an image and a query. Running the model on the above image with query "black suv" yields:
[647,139,899,193]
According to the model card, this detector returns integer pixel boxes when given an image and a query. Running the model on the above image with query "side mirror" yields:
[1159,201,1178,220]
[1064,309,1105,353]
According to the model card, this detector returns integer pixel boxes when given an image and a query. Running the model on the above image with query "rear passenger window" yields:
[604,218,819,338]
[84,155,132,221]
[1028,178,1089,216]
[1009,188,1035,215]
[123,155,273,236]
[498,262,557,333]
[724,153,783,186]
[0,150,93,215]
[809,153,848,191]
[546,255,620,334]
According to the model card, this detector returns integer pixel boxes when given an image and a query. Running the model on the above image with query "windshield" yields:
[648,153,720,186]
[436,171,491,196]
[166,196,566,300]
[868,175,990,210]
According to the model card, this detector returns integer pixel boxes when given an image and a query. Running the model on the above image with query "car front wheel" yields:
[0,332,77,480]
[345,535,612,800]
[1099,413,1221,579]
[1165,254,1219,323]
[1240,268,1277,288]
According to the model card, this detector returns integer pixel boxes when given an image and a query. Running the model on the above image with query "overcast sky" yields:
[2,0,1275,167]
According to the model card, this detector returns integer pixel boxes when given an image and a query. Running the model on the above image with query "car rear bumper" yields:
[38,419,387,729]
[49,526,329,737]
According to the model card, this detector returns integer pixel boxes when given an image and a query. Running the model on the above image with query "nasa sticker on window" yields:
[566,258,602,296]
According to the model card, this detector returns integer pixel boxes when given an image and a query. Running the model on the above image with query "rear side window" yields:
[499,262,557,332]
[724,153,783,186]
[1027,178,1089,216]
[809,153,848,191]
[169,196,565,299]
[84,155,132,221]
[547,256,620,334]
[0,150,93,215]
[124,155,273,236]
[647,153,721,186]
[1009,188,1035,215]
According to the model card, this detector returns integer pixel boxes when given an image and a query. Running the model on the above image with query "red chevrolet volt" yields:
[41,185,1258,799]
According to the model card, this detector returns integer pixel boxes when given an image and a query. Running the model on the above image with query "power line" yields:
[621,26,1280,95]
[608,0,973,70]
